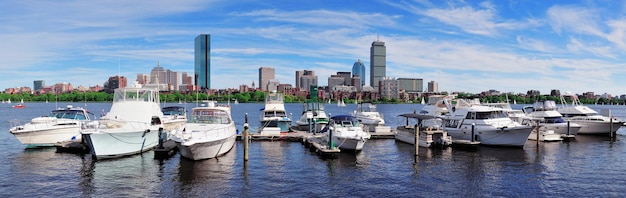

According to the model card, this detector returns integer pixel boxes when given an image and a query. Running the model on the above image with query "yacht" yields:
[443,98,533,147]
[295,102,329,132]
[161,106,188,132]
[417,95,455,128]
[81,82,165,159]
[395,113,452,147]
[558,93,623,134]
[320,115,371,151]
[522,100,581,137]
[351,103,385,126]
[9,105,92,148]
[259,91,292,133]
[170,101,237,160]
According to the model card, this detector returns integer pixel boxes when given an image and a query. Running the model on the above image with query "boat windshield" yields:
[467,111,508,120]
[162,106,185,116]
[190,109,230,124]
[49,110,88,120]
[113,88,159,103]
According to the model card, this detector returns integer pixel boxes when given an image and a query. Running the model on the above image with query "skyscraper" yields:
[195,34,210,90]
[259,67,275,91]
[33,80,45,91]
[370,39,386,91]
[352,59,365,86]
[428,81,438,93]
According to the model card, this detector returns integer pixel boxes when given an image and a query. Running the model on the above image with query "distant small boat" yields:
[13,99,25,108]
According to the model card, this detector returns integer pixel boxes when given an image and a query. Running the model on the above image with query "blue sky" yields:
[2,0,626,95]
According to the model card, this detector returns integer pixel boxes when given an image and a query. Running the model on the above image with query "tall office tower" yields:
[296,70,315,90]
[195,34,211,90]
[336,72,351,85]
[428,80,438,93]
[33,80,45,91]
[182,72,193,85]
[370,39,386,91]
[301,75,318,92]
[136,74,149,85]
[150,62,167,84]
[166,70,180,91]
[352,59,366,86]
[259,67,275,91]
[398,78,423,93]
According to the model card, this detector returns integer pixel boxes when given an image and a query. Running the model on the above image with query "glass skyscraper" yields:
[352,59,365,86]
[195,34,211,90]
[370,40,386,90]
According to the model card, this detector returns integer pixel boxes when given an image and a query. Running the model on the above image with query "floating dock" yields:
[302,135,340,158]
[154,140,178,159]
[55,140,89,154]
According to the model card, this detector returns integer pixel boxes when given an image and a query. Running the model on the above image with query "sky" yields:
[2,0,626,96]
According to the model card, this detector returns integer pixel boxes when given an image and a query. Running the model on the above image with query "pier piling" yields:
[244,113,249,161]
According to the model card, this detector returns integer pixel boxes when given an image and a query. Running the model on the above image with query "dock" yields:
[55,140,90,154]
[302,135,340,158]
[154,139,178,159]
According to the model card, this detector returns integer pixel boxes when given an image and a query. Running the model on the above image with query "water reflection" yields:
[176,148,236,197]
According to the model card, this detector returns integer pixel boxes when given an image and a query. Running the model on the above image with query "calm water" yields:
[2,102,626,197]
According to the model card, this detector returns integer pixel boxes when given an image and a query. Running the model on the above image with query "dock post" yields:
[244,113,249,161]
[414,124,419,156]
[471,123,475,142]
[536,120,540,146]
[610,117,614,139]
[158,127,164,149]
[328,127,334,149]
[567,121,570,136]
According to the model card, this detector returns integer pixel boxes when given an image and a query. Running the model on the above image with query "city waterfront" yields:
[2,102,626,197]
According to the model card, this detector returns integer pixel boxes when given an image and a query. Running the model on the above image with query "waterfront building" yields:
[195,34,211,90]
[266,79,280,92]
[259,67,275,91]
[296,70,315,90]
[136,74,149,85]
[428,80,438,93]
[398,78,423,93]
[379,77,399,99]
[352,59,366,87]
[328,75,345,91]
[33,80,44,92]
[150,63,167,84]
[370,39,386,91]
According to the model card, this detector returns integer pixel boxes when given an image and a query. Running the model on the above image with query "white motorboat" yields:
[170,101,237,160]
[443,98,533,147]
[352,103,385,126]
[417,95,454,128]
[161,106,188,132]
[522,100,581,137]
[321,115,371,151]
[259,91,292,133]
[81,82,165,159]
[527,130,562,142]
[295,102,329,132]
[395,114,452,147]
[558,93,624,134]
[9,105,92,148]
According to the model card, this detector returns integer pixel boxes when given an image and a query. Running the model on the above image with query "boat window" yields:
[445,119,460,128]
[191,109,230,124]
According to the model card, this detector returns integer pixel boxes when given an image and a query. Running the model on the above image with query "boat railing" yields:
[82,120,156,131]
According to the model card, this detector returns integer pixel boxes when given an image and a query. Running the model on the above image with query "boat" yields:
[527,130,562,142]
[443,98,533,147]
[522,100,581,137]
[259,91,292,133]
[13,99,25,108]
[81,82,166,159]
[320,115,371,151]
[417,95,455,128]
[161,106,188,132]
[558,93,624,134]
[170,101,237,160]
[395,113,452,147]
[9,105,93,148]
[351,103,385,126]
[294,101,329,132]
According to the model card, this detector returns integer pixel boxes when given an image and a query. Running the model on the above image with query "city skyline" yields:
[2,1,626,95]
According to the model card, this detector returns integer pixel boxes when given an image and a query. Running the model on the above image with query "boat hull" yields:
[260,120,291,132]
[177,133,236,160]
[82,128,160,159]
[395,128,452,147]
[539,123,581,136]
[10,126,82,148]
[333,136,367,151]
[569,121,623,134]
[446,126,533,147]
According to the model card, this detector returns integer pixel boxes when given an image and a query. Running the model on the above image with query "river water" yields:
[1,102,626,197]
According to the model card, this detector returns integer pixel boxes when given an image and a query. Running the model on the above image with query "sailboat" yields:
[337,99,346,107]
[420,97,425,105]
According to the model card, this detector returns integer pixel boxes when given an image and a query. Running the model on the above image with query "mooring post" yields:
[244,113,249,161]
[567,121,570,136]
[471,123,476,142]
[536,120,540,146]
[610,117,614,139]
[329,127,334,149]
[414,124,419,156]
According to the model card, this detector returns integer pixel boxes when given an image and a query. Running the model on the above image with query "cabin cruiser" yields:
[320,115,371,151]
[170,101,236,160]
[259,91,292,133]
[295,102,329,132]
[351,103,385,126]
[558,93,623,134]
[9,105,92,148]
[395,114,452,147]
[417,95,455,128]
[81,82,165,159]
[522,100,581,137]
[443,98,533,147]
[161,106,188,132]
